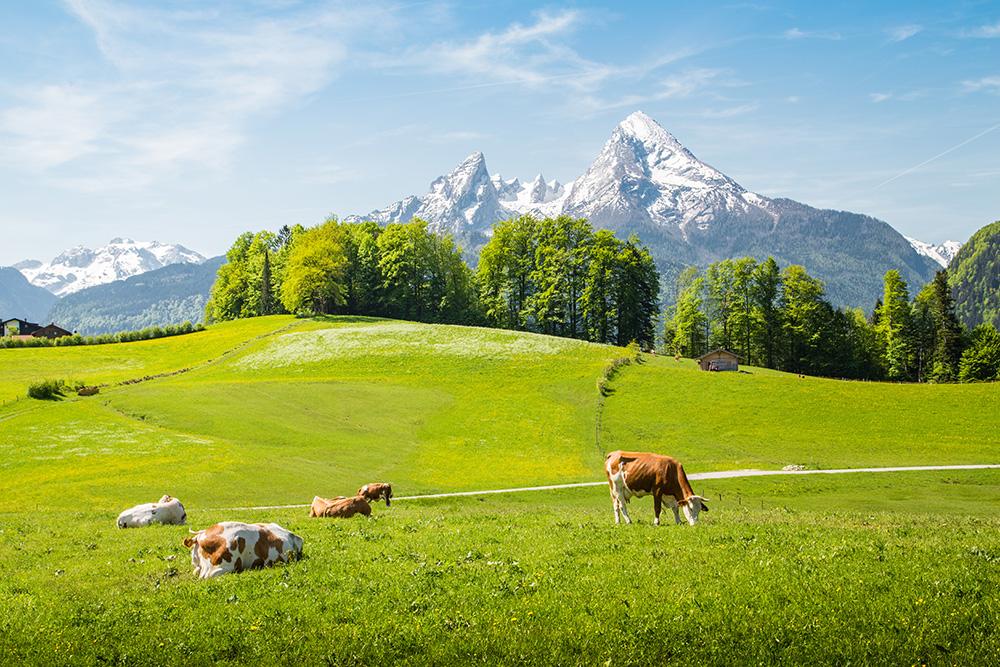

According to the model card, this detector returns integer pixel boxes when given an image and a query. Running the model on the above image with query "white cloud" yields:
[963,20,1000,38]
[887,24,922,42]
[783,27,842,40]
[869,92,892,103]
[961,76,1000,93]
[0,85,113,169]
[0,1,386,190]
[407,10,616,92]
[702,103,759,118]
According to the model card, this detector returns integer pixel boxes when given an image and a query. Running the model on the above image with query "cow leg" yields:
[608,485,621,524]
[618,497,633,524]
[653,493,662,526]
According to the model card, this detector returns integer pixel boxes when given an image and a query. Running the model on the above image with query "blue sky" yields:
[1,0,998,264]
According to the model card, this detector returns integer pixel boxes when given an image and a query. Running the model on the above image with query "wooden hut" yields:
[32,323,73,339]
[697,349,740,372]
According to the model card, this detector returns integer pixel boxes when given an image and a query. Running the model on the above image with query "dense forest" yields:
[949,220,1000,330]
[663,257,1000,382]
[206,215,660,347]
[207,216,998,383]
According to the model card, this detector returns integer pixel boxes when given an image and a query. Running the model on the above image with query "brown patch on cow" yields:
[358,483,393,506]
[182,536,197,548]
[253,527,285,564]
[234,557,244,573]
[312,495,372,518]
[252,558,266,569]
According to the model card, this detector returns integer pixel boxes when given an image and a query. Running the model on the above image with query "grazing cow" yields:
[182,522,303,579]
[604,450,709,526]
[309,495,372,518]
[357,483,393,506]
[116,495,187,528]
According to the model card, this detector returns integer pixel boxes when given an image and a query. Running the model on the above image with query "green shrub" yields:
[27,379,67,400]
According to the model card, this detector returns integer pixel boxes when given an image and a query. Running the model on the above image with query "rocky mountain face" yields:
[16,238,205,297]
[349,111,941,308]
[905,237,963,268]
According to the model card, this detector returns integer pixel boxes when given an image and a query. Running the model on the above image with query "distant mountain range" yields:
[47,257,225,335]
[349,111,942,308]
[16,238,205,297]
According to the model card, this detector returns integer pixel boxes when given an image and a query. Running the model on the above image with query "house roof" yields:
[697,348,742,361]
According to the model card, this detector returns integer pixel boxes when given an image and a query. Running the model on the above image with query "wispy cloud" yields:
[0,0,386,189]
[886,24,922,42]
[577,68,743,115]
[961,76,1000,93]
[702,102,759,118]
[397,10,619,93]
[784,27,842,40]
[870,92,892,103]
[962,20,1000,38]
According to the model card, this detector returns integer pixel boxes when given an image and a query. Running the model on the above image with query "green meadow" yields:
[1,315,998,664]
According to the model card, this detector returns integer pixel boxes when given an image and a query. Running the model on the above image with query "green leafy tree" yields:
[752,257,782,369]
[669,267,708,357]
[280,221,349,315]
[779,265,825,374]
[958,323,1000,382]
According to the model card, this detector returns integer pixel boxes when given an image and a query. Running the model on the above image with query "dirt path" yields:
[209,464,1000,512]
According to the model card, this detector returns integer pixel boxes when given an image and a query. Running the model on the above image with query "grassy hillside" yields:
[601,355,1000,470]
[0,317,618,510]
[1,316,998,664]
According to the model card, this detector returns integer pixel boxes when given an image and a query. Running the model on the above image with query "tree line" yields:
[206,215,660,347]
[664,257,1000,382]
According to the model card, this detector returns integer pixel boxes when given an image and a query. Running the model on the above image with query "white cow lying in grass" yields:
[116,495,187,528]
[183,521,303,579]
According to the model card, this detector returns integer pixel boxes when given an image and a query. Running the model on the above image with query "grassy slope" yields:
[1,317,998,664]
[0,317,618,510]
[602,355,1000,470]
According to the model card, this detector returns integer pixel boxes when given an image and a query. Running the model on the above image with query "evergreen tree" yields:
[876,270,913,380]
[928,270,964,382]
[669,267,708,357]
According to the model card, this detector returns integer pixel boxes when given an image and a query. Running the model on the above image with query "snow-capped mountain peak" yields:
[905,237,962,268]
[17,239,205,296]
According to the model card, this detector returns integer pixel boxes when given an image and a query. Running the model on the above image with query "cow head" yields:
[183,532,203,576]
[679,495,709,525]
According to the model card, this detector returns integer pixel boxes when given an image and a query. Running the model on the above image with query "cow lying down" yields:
[310,495,371,518]
[183,522,303,579]
[117,495,187,528]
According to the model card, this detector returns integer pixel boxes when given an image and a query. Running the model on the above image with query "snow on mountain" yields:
[905,237,962,268]
[563,111,772,236]
[17,238,205,296]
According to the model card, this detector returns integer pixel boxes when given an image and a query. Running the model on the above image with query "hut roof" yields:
[696,348,742,361]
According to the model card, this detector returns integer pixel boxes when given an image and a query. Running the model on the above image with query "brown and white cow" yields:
[116,495,187,528]
[309,495,372,518]
[182,522,303,579]
[604,450,709,526]
[357,483,392,507]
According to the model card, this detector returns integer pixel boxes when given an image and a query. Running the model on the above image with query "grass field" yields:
[1,315,998,664]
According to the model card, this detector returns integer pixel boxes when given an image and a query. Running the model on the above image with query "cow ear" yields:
[183,536,196,548]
